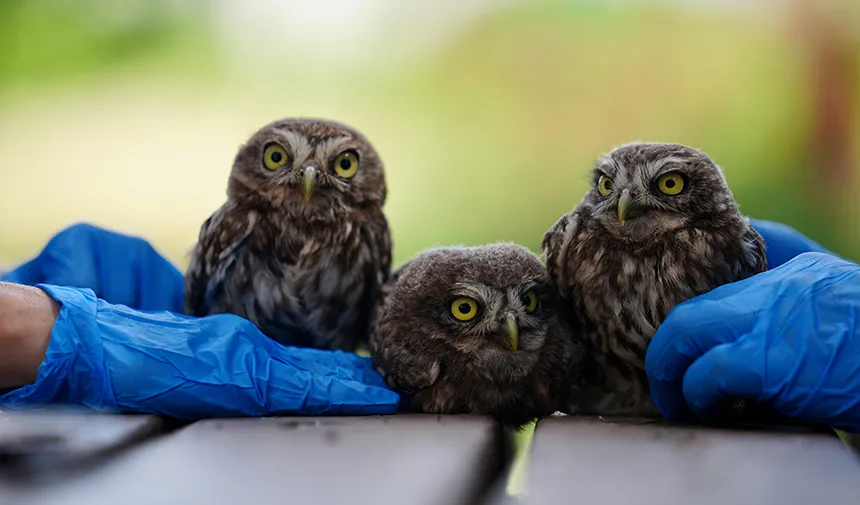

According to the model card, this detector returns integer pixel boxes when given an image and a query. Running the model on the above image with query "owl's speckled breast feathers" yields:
[184,118,391,351]
[543,142,766,416]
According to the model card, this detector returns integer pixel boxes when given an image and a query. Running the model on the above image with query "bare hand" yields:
[0,282,56,389]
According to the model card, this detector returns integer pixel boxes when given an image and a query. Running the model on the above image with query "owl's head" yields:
[583,142,738,241]
[390,244,561,365]
[227,118,386,216]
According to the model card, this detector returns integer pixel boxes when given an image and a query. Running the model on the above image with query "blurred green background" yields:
[0,0,857,269]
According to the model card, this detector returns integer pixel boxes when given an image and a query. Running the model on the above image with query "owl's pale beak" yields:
[302,166,318,203]
[617,190,644,225]
[502,316,519,352]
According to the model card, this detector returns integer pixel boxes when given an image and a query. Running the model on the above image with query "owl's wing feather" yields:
[353,211,392,347]
[541,211,580,292]
[541,214,566,278]
[376,339,441,394]
[183,204,257,316]
[369,210,392,285]
[369,256,442,394]
[742,222,768,275]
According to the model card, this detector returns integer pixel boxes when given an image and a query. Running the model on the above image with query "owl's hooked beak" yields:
[302,166,318,203]
[502,316,519,352]
[617,190,645,225]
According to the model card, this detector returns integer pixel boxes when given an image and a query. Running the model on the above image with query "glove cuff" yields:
[0,284,118,411]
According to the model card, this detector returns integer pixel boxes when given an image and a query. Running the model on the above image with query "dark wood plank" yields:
[525,416,860,505]
[10,415,502,505]
[0,409,161,480]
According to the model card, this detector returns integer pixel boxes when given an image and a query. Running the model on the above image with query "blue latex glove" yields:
[647,221,860,431]
[0,223,399,419]
[748,218,832,268]
[2,223,184,312]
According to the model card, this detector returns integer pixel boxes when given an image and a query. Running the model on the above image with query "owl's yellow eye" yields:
[657,173,685,195]
[333,150,359,179]
[263,143,288,170]
[522,290,538,314]
[597,174,613,196]
[450,297,479,322]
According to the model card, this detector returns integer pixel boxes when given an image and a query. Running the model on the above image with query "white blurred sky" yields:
[208,0,800,69]
[211,0,523,69]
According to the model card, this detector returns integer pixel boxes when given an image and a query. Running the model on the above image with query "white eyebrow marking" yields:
[604,156,632,186]
[649,156,687,174]
[597,155,620,175]
[272,128,312,167]
[315,135,352,161]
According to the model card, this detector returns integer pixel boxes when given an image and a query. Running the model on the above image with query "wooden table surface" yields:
[0,410,857,505]
[525,416,860,505]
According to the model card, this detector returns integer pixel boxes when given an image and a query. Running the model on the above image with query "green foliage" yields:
[0,0,856,266]
[0,0,212,91]
[376,1,854,262]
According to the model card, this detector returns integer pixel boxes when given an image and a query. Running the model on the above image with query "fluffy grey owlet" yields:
[370,244,585,428]
[184,118,392,351]
[542,142,766,417]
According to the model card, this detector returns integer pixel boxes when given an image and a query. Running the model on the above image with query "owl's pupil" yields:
[340,158,352,170]
[271,152,283,163]
[665,179,676,188]
[458,303,471,314]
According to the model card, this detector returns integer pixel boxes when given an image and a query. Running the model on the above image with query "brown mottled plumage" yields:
[370,244,585,428]
[542,142,766,417]
[184,118,391,351]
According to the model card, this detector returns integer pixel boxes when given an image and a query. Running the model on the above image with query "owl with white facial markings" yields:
[370,244,585,428]
[184,118,391,351]
[542,142,766,417]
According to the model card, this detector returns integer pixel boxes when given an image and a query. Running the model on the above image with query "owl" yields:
[542,142,766,418]
[184,118,391,351]
[370,244,585,428]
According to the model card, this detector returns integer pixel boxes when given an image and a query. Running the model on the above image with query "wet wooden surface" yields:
[0,410,160,480]
[2,414,503,505]
[524,416,860,505]
[1,412,859,505]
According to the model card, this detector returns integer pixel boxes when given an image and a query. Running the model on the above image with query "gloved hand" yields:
[748,218,833,268]
[647,228,860,430]
[0,223,399,419]
[2,223,184,312]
